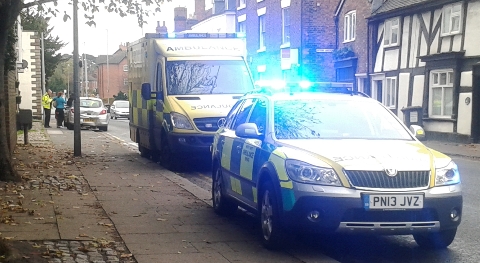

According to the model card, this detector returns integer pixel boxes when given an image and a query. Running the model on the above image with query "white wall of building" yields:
[18,31,36,113]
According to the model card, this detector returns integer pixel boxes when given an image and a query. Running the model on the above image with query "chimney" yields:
[156,21,168,33]
[194,0,206,21]
[174,7,187,32]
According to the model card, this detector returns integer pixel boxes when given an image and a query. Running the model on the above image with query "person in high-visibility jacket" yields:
[41,89,53,128]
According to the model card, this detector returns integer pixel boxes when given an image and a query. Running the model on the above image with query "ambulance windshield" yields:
[166,60,253,95]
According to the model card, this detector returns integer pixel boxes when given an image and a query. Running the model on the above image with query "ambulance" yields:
[127,32,254,169]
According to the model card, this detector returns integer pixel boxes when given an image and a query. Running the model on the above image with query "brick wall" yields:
[97,58,128,99]
[337,0,371,74]
[4,71,17,154]
[241,0,337,82]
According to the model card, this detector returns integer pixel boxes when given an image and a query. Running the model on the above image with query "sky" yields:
[45,0,195,56]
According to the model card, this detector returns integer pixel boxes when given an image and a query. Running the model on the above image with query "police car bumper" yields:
[167,133,214,154]
[281,183,462,235]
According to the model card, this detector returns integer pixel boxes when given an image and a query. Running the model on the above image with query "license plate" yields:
[363,194,424,210]
[83,118,94,122]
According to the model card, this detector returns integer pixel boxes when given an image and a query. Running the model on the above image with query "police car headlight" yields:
[285,160,341,186]
[435,161,460,186]
[171,112,193,130]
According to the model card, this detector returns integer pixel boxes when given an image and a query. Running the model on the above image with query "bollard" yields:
[23,125,29,145]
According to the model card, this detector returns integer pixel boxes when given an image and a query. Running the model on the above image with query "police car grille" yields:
[193,117,221,132]
[344,171,430,189]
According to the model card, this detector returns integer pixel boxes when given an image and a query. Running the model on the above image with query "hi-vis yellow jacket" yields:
[42,93,53,109]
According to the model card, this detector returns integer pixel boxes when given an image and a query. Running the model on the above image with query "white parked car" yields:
[110,100,130,120]
[64,97,109,131]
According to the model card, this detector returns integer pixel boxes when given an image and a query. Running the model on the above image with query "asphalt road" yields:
[105,120,480,263]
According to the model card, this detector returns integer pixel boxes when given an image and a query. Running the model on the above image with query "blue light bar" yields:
[145,32,244,39]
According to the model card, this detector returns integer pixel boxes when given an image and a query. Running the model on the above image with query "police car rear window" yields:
[273,99,412,140]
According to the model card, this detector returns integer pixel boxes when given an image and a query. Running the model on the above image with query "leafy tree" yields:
[113,91,128,101]
[0,0,170,181]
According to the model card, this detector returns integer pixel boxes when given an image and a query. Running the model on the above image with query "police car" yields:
[210,80,462,249]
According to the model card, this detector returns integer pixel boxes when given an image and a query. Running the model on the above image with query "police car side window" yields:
[248,99,267,133]
[232,98,255,130]
[225,100,244,130]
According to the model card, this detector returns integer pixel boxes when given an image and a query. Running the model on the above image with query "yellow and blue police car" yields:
[210,81,462,249]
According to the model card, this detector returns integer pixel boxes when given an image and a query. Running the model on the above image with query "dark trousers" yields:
[44,108,51,127]
[55,108,64,127]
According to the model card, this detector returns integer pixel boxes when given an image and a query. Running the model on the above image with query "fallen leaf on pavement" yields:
[120,254,133,258]
[157,218,167,221]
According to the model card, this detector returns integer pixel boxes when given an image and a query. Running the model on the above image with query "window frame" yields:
[344,10,356,43]
[282,7,290,45]
[384,17,400,47]
[384,77,397,109]
[429,70,454,118]
[441,2,463,36]
[258,14,266,51]
[123,65,128,72]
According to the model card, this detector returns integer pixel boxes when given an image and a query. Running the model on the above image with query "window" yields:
[384,18,400,47]
[238,0,246,8]
[259,15,266,50]
[384,77,397,108]
[123,65,128,71]
[442,2,462,36]
[430,70,454,117]
[238,21,246,34]
[225,99,245,129]
[344,11,356,42]
[248,99,267,133]
[282,7,290,44]
[233,99,255,130]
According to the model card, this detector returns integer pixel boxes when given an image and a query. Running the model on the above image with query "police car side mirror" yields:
[141,83,152,100]
[410,125,426,141]
[235,123,262,139]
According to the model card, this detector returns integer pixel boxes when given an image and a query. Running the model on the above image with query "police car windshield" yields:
[166,60,253,95]
[274,99,412,140]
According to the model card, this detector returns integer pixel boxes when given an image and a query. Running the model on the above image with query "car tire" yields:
[159,134,178,171]
[212,164,237,216]
[260,180,286,250]
[413,228,457,249]
[99,126,108,132]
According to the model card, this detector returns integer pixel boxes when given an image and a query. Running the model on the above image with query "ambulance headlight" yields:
[435,161,460,186]
[286,160,341,186]
[170,112,193,130]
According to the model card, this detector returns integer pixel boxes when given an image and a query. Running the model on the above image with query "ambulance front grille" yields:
[344,170,430,189]
[193,117,222,132]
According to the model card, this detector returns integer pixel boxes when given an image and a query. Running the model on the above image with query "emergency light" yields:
[145,32,246,39]
[252,80,368,97]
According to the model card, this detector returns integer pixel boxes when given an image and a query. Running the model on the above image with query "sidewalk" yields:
[422,139,480,159]
[1,121,338,263]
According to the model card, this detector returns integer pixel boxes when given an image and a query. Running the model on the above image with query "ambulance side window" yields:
[156,62,163,93]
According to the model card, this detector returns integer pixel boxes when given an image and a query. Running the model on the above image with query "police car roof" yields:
[244,89,371,102]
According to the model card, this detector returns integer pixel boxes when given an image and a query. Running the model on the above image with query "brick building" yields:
[334,0,373,92]
[237,0,340,82]
[96,45,128,102]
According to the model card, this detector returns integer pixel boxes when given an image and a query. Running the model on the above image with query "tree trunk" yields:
[0,0,23,182]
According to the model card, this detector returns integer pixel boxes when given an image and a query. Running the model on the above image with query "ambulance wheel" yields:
[212,165,237,216]
[413,228,457,249]
[260,180,286,250]
[159,135,178,170]
[139,145,150,158]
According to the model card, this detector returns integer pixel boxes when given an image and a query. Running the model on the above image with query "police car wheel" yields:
[260,181,285,250]
[413,228,457,249]
[212,166,237,216]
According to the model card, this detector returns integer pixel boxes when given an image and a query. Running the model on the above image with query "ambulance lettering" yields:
[191,104,232,110]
